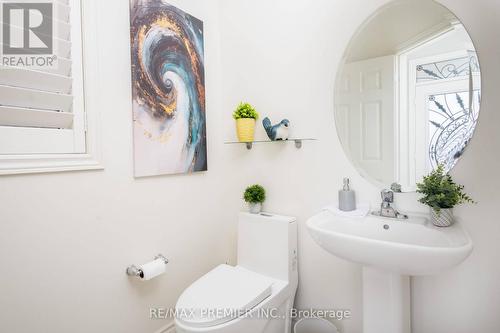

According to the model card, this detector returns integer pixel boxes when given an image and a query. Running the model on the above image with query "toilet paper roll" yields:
[140,258,166,280]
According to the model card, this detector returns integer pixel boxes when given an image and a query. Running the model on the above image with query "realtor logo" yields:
[3,2,53,54]
[1,1,57,68]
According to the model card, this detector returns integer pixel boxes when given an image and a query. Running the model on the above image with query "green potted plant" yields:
[233,102,259,142]
[244,184,266,214]
[416,165,475,227]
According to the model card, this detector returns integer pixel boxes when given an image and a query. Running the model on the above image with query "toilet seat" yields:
[175,265,274,328]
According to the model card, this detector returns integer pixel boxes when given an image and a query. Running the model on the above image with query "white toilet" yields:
[175,212,298,333]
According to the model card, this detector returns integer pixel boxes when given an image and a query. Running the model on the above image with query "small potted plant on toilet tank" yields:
[416,165,475,227]
[233,102,259,142]
[244,184,266,214]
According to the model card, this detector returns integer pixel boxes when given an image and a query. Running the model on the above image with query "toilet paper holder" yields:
[126,254,169,278]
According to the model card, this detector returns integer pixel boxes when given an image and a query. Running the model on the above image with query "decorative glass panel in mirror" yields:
[334,0,481,192]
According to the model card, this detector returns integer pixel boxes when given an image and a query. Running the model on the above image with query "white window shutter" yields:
[0,0,86,155]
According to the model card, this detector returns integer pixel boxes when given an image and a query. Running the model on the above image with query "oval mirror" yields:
[334,0,481,192]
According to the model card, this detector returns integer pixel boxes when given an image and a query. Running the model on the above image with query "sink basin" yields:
[307,210,473,276]
[307,210,474,333]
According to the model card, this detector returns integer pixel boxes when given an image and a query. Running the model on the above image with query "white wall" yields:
[347,0,453,62]
[0,1,234,332]
[218,0,500,332]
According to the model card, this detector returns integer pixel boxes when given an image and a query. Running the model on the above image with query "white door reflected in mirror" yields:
[334,0,481,191]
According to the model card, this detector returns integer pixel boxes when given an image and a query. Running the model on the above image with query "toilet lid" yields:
[175,264,274,328]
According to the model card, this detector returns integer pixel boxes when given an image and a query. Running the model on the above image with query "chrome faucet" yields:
[372,189,408,219]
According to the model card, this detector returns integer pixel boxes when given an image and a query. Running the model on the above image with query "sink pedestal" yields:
[362,267,410,333]
[307,211,473,333]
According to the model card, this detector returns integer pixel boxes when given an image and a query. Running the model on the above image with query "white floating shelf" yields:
[224,138,317,150]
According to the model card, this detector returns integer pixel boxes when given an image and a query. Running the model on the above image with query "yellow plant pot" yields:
[235,118,256,142]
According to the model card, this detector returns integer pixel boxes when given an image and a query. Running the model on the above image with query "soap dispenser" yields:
[339,178,356,211]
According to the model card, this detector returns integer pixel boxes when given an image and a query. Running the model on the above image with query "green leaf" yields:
[243,184,266,203]
[416,164,476,210]
[233,102,259,120]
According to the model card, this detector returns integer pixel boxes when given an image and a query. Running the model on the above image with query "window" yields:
[0,0,101,174]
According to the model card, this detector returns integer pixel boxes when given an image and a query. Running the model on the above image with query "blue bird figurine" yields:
[262,117,290,141]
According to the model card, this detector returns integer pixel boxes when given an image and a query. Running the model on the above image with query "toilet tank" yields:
[237,212,297,283]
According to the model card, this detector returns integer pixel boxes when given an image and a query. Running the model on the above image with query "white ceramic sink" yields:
[307,210,473,333]
[307,210,473,276]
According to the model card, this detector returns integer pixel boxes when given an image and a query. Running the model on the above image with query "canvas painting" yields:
[129,0,207,177]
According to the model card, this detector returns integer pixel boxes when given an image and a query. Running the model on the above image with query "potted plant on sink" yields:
[233,102,259,142]
[244,184,266,214]
[416,165,475,227]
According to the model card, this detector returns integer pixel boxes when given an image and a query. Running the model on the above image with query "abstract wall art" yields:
[129,0,206,177]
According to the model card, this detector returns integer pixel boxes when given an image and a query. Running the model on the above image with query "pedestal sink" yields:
[307,211,473,333]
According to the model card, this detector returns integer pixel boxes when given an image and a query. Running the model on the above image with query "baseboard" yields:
[154,321,176,333]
